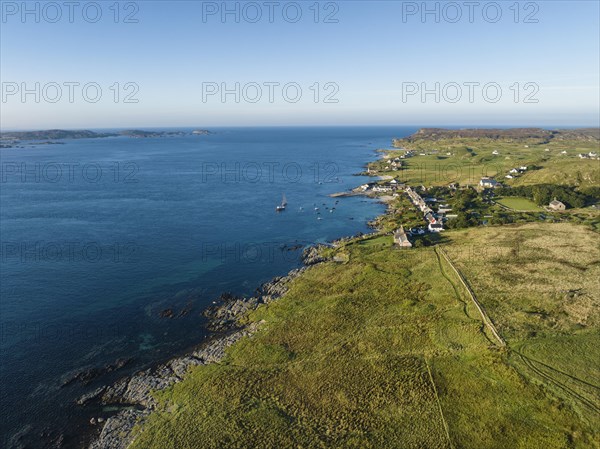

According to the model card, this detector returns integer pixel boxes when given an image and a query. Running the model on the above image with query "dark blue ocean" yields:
[0,126,416,448]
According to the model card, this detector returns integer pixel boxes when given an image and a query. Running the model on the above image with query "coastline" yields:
[86,266,312,449]
[85,188,381,448]
[69,127,600,448]
[1,128,394,449]
[86,242,361,448]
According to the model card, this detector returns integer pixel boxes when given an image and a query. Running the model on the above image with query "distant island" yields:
[118,129,212,138]
[0,128,213,146]
[0,129,115,140]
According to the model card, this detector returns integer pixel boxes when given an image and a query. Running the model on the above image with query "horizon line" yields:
[2,124,599,133]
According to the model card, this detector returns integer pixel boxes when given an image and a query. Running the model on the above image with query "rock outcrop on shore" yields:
[62,358,132,389]
[301,245,328,266]
[86,263,315,449]
[88,325,259,449]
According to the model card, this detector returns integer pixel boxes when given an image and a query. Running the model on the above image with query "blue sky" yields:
[1,0,599,129]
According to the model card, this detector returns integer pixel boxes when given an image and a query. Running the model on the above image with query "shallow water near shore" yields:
[0,126,416,448]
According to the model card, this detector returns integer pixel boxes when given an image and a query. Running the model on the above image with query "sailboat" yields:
[276,193,287,212]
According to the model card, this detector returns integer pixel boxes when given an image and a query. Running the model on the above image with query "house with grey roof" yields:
[394,226,412,248]
[548,199,566,211]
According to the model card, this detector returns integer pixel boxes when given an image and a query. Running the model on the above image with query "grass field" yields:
[444,223,600,431]
[129,223,599,449]
[496,197,542,211]
[379,137,600,188]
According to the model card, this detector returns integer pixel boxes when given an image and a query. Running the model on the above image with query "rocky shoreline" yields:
[79,154,379,449]
[85,247,328,449]
[59,146,383,449]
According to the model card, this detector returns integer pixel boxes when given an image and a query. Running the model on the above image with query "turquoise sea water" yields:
[0,126,416,447]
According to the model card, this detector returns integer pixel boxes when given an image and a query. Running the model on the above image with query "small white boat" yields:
[276,194,287,212]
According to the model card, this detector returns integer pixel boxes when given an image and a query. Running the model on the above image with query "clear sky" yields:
[1,0,599,129]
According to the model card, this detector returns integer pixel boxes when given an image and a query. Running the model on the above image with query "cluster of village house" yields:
[357,178,450,248]
[479,166,529,185]
[393,187,452,248]
[578,151,599,160]
[372,148,580,248]
[493,148,598,160]
[504,166,529,179]
[405,186,447,233]
[392,179,567,248]
[478,176,567,211]
[368,156,406,174]
[358,178,400,194]
[367,150,419,175]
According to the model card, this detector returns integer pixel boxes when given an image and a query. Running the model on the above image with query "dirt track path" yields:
[515,352,600,414]
[425,358,455,449]
[435,247,506,347]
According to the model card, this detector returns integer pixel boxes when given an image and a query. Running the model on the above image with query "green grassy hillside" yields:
[129,223,600,449]
[383,135,599,189]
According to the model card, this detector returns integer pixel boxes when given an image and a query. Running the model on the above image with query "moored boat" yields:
[276,194,287,212]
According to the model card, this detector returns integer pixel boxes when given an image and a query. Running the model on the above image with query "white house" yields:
[510,168,519,174]
[428,223,444,233]
[492,150,499,155]
[505,175,513,179]
[479,177,498,188]
[519,166,528,171]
